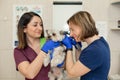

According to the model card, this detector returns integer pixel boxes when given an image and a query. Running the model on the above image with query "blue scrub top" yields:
[79,37,110,80]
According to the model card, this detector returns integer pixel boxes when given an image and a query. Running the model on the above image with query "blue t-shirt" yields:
[79,37,110,80]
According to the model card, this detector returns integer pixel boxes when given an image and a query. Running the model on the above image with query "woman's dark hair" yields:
[17,12,44,49]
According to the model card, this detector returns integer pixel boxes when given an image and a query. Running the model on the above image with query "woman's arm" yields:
[18,51,46,79]
[66,50,90,78]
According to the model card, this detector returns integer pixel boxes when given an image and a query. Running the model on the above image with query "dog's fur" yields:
[43,30,66,80]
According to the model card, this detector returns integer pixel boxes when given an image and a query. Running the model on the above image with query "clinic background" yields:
[0,0,120,80]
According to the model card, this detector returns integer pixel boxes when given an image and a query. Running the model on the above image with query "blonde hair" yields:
[67,11,98,40]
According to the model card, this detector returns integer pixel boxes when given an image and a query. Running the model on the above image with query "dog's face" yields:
[46,30,66,41]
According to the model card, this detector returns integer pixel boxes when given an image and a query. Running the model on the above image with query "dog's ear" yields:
[46,30,51,40]
[59,30,64,35]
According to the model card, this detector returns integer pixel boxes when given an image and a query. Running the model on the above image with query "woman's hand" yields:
[69,37,82,49]
[62,35,82,51]
[41,40,60,54]
[61,35,73,51]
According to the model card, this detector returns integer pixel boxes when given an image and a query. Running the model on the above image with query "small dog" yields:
[43,30,67,80]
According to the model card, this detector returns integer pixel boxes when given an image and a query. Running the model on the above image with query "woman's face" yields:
[69,22,82,42]
[24,16,43,39]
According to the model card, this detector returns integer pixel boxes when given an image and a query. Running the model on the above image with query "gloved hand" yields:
[41,40,60,53]
[69,37,82,49]
[61,35,72,51]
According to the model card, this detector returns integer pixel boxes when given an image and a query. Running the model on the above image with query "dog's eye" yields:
[52,33,56,36]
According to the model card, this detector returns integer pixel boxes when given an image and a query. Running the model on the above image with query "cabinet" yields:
[110,0,120,30]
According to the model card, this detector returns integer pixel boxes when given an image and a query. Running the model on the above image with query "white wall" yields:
[0,0,120,80]
[53,3,82,31]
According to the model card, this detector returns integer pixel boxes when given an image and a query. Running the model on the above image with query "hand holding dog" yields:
[61,35,73,51]
[69,37,82,49]
[62,35,82,50]
[41,40,60,53]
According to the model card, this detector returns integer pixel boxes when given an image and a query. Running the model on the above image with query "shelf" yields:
[110,0,120,31]
[110,0,120,4]
[111,28,120,31]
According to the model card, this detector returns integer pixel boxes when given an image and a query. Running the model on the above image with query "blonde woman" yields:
[62,11,110,80]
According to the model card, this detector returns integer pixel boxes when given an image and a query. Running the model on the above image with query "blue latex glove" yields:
[69,37,82,49]
[61,35,72,50]
[41,40,60,53]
